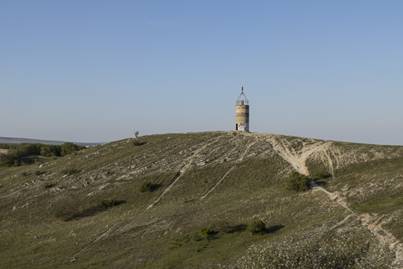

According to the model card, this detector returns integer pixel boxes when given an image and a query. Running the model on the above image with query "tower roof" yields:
[236,86,249,105]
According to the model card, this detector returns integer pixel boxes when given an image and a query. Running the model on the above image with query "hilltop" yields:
[0,132,402,269]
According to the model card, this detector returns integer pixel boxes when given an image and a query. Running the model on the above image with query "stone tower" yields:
[235,86,250,132]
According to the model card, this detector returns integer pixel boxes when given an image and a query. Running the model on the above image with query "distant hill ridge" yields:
[0,136,100,147]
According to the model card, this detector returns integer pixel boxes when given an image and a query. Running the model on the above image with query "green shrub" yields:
[193,227,219,241]
[132,139,147,146]
[61,168,81,175]
[35,170,46,176]
[248,219,267,234]
[0,143,83,167]
[0,151,20,166]
[286,172,312,192]
[60,143,83,156]
[0,144,11,149]
[140,182,161,192]
[44,182,56,189]
[40,145,62,157]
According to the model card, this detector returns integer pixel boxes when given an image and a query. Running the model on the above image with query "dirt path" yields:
[264,135,333,176]
[311,182,353,213]
[311,182,403,268]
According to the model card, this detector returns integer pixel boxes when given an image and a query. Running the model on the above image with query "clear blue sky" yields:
[1,1,403,144]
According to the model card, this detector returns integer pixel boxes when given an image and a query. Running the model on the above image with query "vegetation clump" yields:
[140,182,161,192]
[0,143,84,166]
[193,227,219,241]
[21,171,30,177]
[194,223,248,241]
[44,182,56,189]
[248,219,267,234]
[247,219,285,235]
[132,140,147,146]
[171,221,282,253]
[35,170,46,176]
[286,172,312,192]
[61,168,81,176]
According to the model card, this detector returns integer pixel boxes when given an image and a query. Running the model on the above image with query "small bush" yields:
[247,220,284,235]
[61,168,80,176]
[248,219,267,234]
[60,143,83,156]
[286,172,312,192]
[44,182,56,189]
[140,182,161,192]
[35,170,46,176]
[132,139,147,146]
[193,227,219,241]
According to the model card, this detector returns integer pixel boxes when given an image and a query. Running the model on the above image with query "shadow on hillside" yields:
[313,179,328,187]
[265,224,285,234]
[222,224,248,233]
[57,199,126,221]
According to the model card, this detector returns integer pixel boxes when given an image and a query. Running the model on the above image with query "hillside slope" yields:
[0,132,402,269]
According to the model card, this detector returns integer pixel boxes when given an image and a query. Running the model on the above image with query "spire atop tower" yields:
[236,86,249,105]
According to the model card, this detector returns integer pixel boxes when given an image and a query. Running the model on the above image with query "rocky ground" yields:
[0,132,402,268]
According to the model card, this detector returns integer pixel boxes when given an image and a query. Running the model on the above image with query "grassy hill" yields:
[0,132,402,269]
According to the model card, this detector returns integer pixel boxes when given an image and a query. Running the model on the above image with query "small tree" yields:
[248,219,267,234]
[132,130,146,146]
[60,143,83,156]
[140,182,161,192]
[40,145,53,157]
[286,172,312,192]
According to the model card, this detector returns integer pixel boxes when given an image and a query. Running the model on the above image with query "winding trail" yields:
[311,182,403,269]
[265,135,333,176]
